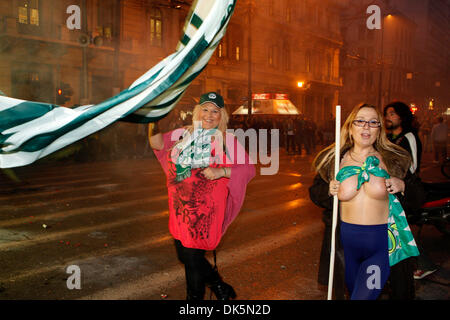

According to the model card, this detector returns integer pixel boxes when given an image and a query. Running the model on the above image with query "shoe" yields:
[413,269,437,280]
[209,281,236,300]
[207,272,237,300]
[186,285,205,300]
[186,293,204,300]
[186,289,205,300]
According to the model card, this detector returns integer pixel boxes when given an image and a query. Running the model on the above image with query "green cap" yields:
[199,92,224,108]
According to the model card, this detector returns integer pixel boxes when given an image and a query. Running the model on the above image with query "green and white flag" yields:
[0,0,236,169]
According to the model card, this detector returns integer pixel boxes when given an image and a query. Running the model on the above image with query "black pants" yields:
[174,240,216,298]
[387,257,416,299]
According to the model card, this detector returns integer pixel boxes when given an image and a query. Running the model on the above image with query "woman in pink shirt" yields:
[149,92,255,300]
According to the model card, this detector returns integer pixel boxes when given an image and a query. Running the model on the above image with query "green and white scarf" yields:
[175,127,217,181]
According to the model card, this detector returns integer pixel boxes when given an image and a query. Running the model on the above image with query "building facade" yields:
[207,0,344,122]
[394,0,450,116]
[0,0,344,124]
[0,0,188,106]
[339,0,417,117]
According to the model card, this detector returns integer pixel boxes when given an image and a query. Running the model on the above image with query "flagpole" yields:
[327,105,341,300]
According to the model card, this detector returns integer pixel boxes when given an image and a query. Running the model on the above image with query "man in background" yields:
[384,101,436,299]
[431,116,448,164]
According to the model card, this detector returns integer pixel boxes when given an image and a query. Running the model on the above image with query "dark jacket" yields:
[387,130,422,174]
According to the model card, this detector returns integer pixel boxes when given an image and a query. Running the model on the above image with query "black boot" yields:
[207,272,237,300]
[186,289,205,301]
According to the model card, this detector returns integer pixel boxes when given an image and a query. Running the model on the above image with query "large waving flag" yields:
[0,0,236,169]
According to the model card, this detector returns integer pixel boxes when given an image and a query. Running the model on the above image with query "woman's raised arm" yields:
[148,122,164,150]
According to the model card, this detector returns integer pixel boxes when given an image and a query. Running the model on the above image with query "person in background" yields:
[384,101,434,293]
[431,116,448,164]
[384,102,422,174]
[285,117,296,155]
[420,118,433,153]
[294,115,305,155]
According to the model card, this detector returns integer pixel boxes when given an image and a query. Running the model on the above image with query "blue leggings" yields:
[340,221,390,300]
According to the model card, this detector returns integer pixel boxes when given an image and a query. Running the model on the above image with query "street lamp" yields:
[80,0,89,105]
[246,0,255,117]
[377,13,392,109]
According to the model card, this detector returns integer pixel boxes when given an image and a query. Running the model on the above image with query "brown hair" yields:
[313,103,411,182]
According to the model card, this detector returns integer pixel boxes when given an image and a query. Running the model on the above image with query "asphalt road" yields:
[0,150,448,300]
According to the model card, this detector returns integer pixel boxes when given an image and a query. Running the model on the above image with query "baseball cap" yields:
[199,92,224,109]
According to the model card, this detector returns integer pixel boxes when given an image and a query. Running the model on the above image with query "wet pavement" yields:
[0,148,448,300]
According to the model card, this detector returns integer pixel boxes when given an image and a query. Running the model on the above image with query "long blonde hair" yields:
[313,103,411,182]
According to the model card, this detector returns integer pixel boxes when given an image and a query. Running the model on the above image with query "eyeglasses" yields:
[352,119,381,128]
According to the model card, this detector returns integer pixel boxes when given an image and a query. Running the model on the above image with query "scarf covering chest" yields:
[336,156,419,266]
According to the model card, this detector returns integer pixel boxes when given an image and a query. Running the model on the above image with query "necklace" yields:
[349,150,377,164]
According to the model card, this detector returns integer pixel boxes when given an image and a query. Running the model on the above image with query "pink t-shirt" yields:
[154,128,255,250]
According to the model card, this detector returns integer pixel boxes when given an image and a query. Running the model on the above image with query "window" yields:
[326,54,332,79]
[307,5,316,24]
[268,0,274,16]
[12,65,53,103]
[98,0,115,40]
[298,0,306,21]
[268,46,274,66]
[149,8,162,47]
[305,50,311,73]
[283,44,291,71]
[18,0,40,26]
[333,50,340,78]
[366,72,374,90]
[286,7,292,23]
[358,25,366,40]
[217,36,228,59]
[317,9,323,27]
[268,45,278,67]
[357,72,364,90]
[235,46,240,61]
[367,50,374,64]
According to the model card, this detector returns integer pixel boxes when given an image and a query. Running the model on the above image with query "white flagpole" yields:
[327,105,341,300]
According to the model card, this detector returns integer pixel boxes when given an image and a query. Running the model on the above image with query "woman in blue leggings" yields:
[313,104,419,300]
[340,222,390,299]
